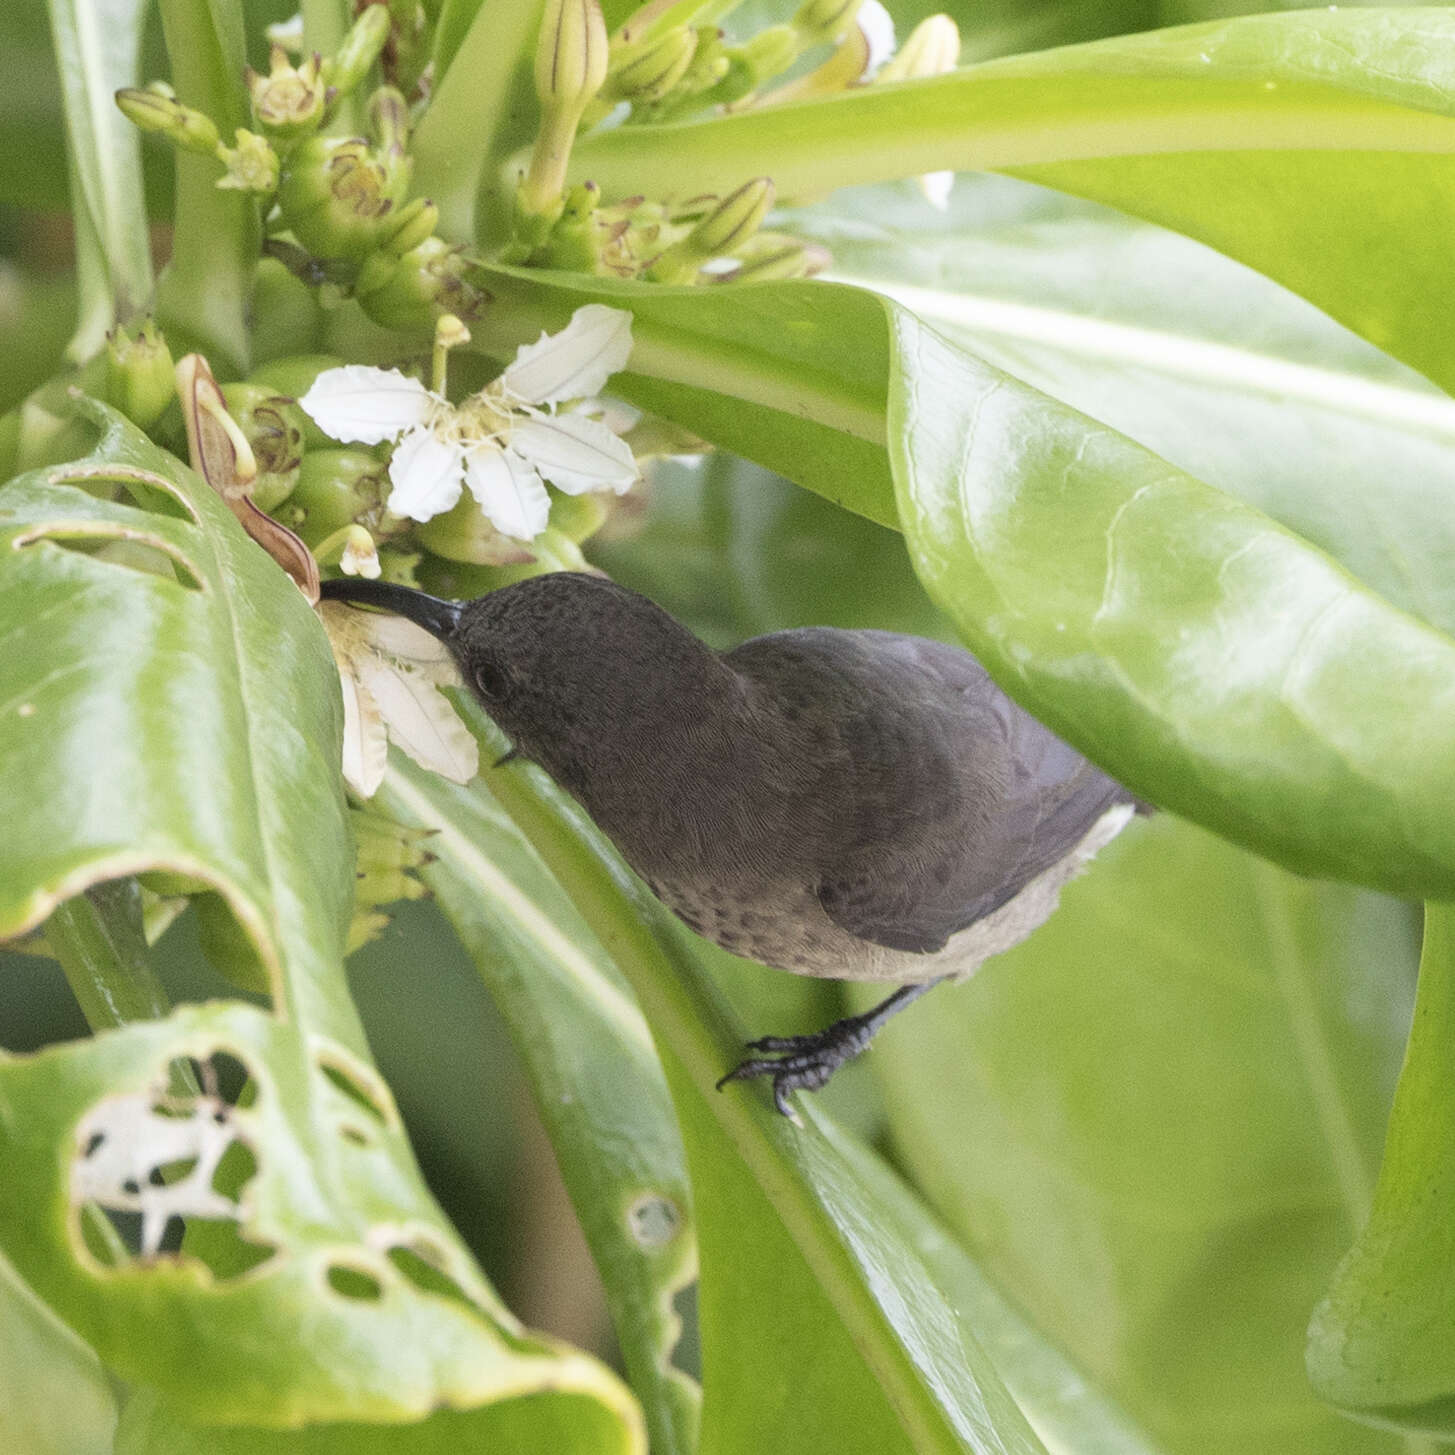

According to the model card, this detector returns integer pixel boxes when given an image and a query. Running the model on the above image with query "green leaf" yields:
[0,404,641,1445]
[800,176,1455,639]
[0,398,355,1040]
[886,304,1455,901]
[568,8,1455,392]
[0,1252,117,1455]
[375,751,700,1455]
[46,0,154,355]
[1308,903,1455,1438]
[472,265,896,525]
[455,697,1051,1455]
[852,814,1419,1454]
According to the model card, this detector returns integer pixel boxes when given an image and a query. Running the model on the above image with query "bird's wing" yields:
[737,630,1131,957]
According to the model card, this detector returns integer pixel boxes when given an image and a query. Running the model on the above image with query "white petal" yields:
[352,651,479,784]
[299,366,434,446]
[510,413,639,497]
[859,0,897,76]
[387,427,466,522]
[358,613,458,681]
[319,605,389,797]
[501,305,634,407]
[464,446,550,540]
[919,170,954,210]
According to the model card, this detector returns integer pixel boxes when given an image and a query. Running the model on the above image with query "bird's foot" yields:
[716,1014,880,1118]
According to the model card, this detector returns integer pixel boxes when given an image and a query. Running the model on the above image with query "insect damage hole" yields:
[316,1054,392,1127]
[326,1263,384,1301]
[383,1237,483,1317]
[626,1192,683,1250]
[71,1048,274,1277]
[14,529,203,590]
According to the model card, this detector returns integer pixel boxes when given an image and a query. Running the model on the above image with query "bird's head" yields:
[320,572,733,797]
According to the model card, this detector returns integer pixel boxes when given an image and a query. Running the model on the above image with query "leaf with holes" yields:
[0,1001,643,1450]
[0,401,642,1444]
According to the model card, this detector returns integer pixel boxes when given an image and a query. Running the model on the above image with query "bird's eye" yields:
[472,659,510,702]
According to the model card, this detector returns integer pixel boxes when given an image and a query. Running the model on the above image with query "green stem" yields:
[561,69,1455,203]
[465,702,972,1454]
[45,879,171,1032]
[154,0,259,375]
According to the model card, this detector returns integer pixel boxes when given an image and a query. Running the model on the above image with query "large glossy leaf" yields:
[802,176,1455,638]
[375,752,700,1455]
[886,304,1455,901]
[852,813,1420,1454]
[1308,903,1455,1438]
[567,8,1455,394]
[450,695,1051,1455]
[0,1252,116,1455]
[0,403,641,1446]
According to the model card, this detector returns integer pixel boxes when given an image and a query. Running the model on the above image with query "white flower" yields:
[858,1,897,77]
[300,305,640,541]
[320,602,479,798]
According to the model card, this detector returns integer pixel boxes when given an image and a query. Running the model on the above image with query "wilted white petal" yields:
[919,170,954,210]
[387,426,466,522]
[511,412,639,497]
[299,366,435,446]
[320,605,389,796]
[501,305,634,407]
[359,613,459,684]
[352,650,479,784]
[464,446,551,540]
[859,0,897,76]
[340,530,382,579]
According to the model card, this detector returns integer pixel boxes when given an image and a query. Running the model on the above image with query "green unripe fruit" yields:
[276,136,408,261]
[287,448,397,543]
[219,383,306,510]
[247,354,345,448]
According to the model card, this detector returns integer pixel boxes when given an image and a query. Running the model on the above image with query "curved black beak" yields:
[318,578,464,641]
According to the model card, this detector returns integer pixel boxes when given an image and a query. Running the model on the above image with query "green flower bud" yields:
[217,128,280,194]
[247,353,346,447]
[549,487,610,543]
[793,0,861,46]
[518,0,608,219]
[737,24,799,87]
[368,85,412,162]
[325,3,393,100]
[288,448,400,544]
[106,320,175,430]
[247,44,326,140]
[714,231,830,283]
[648,176,774,283]
[380,196,439,258]
[276,134,408,260]
[219,383,306,510]
[416,492,538,566]
[251,256,325,364]
[878,14,960,81]
[114,86,220,155]
[606,25,697,103]
[355,236,488,332]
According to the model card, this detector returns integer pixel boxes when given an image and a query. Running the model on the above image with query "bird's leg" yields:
[716,976,949,1117]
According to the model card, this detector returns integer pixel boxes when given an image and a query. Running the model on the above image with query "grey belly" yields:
[649,803,1134,983]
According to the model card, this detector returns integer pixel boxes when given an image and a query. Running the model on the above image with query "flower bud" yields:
[607,26,697,103]
[217,128,280,193]
[247,44,326,140]
[714,232,830,283]
[219,383,306,510]
[287,448,399,543]
[251,256,325,364]
[114,86,221,155]
[416,493,538,566]
[276,134,408,259]
[380,196,439,257]
[793,0,861,45]
[325,3,393,100]
[737,25,799,87]
[246,354,347,447]
[878,14,959,82]
[518,0,609,219]
[355,236,488,332]
[648,177,774,283]
[106,320,175,430]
